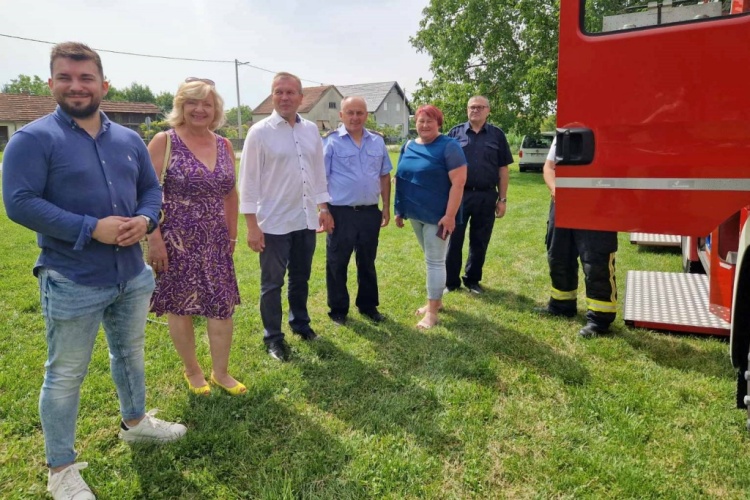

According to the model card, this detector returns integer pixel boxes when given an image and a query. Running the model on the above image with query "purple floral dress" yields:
[150,129,240,319]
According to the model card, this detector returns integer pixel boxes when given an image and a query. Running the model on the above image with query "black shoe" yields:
[534,306,576,318]
[293,326,319,341]
[329,313,347,326]
[444,285,460,293]
[466,283,484,295]
[361,309,385,323]
[266,340,290,361]
[578,322,610,338]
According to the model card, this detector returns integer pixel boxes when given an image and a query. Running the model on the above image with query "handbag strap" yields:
[160,130,173,185]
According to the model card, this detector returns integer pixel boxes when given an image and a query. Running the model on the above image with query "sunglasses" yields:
[184,77,215,86]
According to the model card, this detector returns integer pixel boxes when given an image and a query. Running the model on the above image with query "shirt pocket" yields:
[365,149,384,175]
[335,151,358,170]
[483,142,500,163]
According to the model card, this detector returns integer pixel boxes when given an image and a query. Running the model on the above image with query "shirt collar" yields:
[54,105,110,133]
[336,124,372,140]
[270,109,301,125]
[464,120,487,134]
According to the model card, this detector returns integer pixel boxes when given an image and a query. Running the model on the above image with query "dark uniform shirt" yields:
[448,122,513,191]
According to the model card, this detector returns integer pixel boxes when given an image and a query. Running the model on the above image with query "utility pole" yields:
[235,59,249,141]
[402,86,408,138]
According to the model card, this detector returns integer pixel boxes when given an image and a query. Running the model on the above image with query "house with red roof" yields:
[0,93,162,146]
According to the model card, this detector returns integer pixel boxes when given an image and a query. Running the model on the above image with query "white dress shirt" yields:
[239,110,331,235]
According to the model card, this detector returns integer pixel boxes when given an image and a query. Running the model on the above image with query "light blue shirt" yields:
[323,125,392,206]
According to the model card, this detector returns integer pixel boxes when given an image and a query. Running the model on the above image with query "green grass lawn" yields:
[1,155,748,499]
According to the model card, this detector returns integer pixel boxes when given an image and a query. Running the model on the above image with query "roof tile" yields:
[0,93,161,122]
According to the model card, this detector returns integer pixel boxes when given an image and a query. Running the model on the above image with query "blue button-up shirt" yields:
[323,125,392,206]
[448,121,514,190]
[2,106,162,286]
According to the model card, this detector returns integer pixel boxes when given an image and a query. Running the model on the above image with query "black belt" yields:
[330,204,379,211]
[464,187,496,192]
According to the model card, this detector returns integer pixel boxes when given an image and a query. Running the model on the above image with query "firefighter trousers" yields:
[545,201,618,328]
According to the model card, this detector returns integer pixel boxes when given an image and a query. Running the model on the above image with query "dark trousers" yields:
[326,205,382,316]
[446,190,497,288]
[259,229,316,344]
[545,201,618,328]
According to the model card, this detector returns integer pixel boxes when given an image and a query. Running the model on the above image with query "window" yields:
[584,0,732,34]
[396,103,401,111]
[329,102,336,109]
[383,102,388,111]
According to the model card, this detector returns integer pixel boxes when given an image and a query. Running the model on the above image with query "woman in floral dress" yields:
[146,78,244,395]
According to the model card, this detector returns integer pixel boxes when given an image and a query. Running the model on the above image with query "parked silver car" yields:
[518,132,554,172]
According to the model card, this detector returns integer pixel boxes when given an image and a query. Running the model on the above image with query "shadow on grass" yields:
[634,245,681,255]
[446,287,542,315]
[620,329,733,379]
[128,387,356,499]
[445,308,590,386]
[297,336,461,457]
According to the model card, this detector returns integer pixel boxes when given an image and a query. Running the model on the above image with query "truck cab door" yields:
[555,0,750,235]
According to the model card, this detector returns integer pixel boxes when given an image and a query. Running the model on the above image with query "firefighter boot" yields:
[578,322,610,338]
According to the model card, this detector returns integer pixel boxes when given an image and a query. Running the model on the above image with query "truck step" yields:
[629,232,681,247]
[624,271,729,336]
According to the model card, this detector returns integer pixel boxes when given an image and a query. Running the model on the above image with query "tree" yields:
[225,105,253,126]
[365,116,403,144]
[106,84,126,101]
[140,119,170,142]
[155,91,175,114]
[2,74,51,96]
[121,82,156,103]
[410,0,559,135]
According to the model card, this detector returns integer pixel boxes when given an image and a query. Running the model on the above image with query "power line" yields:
[0,33,326,85]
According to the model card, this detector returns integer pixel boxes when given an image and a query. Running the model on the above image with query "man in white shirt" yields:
[239,72,333,361]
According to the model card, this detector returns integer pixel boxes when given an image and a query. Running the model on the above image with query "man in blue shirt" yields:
[323,96,392,324]
[446,96,513,294]
[2,42,186,499]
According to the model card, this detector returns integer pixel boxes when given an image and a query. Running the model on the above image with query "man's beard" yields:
[58,94,101,119]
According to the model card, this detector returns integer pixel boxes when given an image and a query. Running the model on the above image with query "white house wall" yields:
[373,88,409,137]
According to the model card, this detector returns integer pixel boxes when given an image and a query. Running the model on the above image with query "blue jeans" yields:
[410,220,450,300]
[38,266,155,468]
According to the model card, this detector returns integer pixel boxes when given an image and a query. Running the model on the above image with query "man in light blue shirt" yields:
[323,96,392,324]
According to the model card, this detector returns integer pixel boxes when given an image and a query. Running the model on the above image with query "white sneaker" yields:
[118,409,187,443]
[47,462,95,500]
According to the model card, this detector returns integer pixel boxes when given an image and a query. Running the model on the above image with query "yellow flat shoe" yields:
[183,372,211,396]
[210,372,247,396]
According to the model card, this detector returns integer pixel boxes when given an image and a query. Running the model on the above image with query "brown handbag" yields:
[142,132,172,262]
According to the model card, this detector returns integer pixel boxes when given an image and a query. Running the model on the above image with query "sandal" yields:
[183,372,210,396]
[210,372,247,396]
[416,313,439,330]
[415,304,444,316]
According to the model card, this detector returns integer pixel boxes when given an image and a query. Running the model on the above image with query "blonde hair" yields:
[167,80,226,131]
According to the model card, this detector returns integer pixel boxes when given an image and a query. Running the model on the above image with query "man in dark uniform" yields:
[446,96,513,294]
[539,137,618,337]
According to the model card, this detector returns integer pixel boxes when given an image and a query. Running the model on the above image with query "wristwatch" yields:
[498,198,507,203]
[139,214,156,234]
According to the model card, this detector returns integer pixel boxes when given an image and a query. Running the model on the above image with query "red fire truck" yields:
[553,0,750,423]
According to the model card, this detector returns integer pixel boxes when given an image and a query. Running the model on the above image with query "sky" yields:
[0,0,434,111]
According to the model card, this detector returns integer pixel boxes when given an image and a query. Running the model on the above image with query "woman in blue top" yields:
[394,105,467,329]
